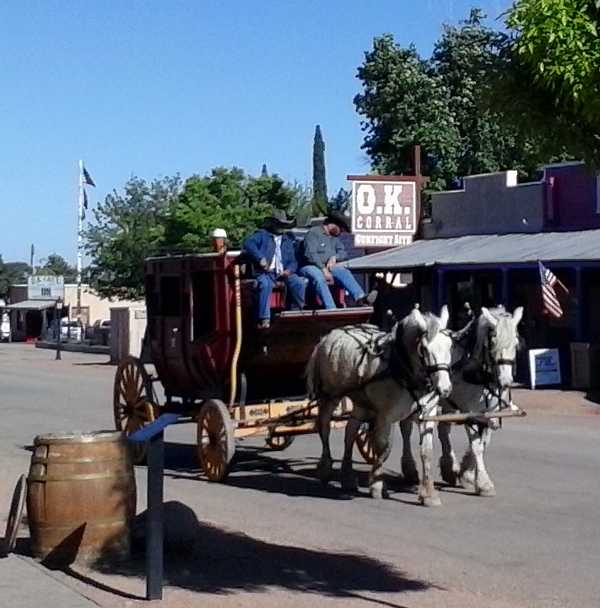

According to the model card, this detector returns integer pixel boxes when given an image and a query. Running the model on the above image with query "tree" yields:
[495,0,600,164]
[84,176,181,300]
[354,11,550,190]
[163,167,298,252]
[312,125,328,215]
[0,257,31,300]
[329,187,351,213]
[39,254,77,282]
[287,181,313,227]
[261,163,269,177]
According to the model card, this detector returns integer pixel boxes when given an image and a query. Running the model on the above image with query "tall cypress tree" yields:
[312,125,328,216]
[261,163,268,177]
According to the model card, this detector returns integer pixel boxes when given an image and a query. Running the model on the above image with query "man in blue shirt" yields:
[299,211,367,308]
[242,210,306,329]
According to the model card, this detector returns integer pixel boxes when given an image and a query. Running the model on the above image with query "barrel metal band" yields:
[33,517,130,530]
[27,472,134,482]
[31,457,128,465]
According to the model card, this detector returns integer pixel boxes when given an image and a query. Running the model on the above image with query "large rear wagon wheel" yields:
[197,400,235,482]
[113,356,157,464]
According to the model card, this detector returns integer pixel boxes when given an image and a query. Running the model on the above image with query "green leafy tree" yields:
[39,254,77,282]
[163,167,297,251]
[495,0,600,164]
[355,10,549,190]
[84,176,181,299]
[288,181,313,227]
[0,257,31,300]
[329,187,351,213]
[312,125,328,215]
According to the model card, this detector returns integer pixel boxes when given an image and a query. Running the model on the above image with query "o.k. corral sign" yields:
[348,175,419,248]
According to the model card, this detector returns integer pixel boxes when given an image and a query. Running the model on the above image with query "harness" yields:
[459,326,517,429]
[349,326,448,418]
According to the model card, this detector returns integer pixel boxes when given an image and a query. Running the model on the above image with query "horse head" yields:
[478,306,523,390]
[398,305,453,398]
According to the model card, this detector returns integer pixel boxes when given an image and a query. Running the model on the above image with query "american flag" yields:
[538,261,568,318]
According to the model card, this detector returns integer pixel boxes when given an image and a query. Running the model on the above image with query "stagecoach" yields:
[112,246,375,480]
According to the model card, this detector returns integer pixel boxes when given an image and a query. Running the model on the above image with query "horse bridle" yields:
[416,330,452,389]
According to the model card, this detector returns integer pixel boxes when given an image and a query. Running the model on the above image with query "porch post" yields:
[501,268,510,308]
[436,268,447,310]
[575,266,584,342]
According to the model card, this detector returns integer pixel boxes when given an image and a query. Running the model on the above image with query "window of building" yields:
[192,271,216,340]
[160,276,181,317]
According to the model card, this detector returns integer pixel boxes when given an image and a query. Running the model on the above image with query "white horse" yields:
[400,306,523,496]
[306,306,453,505]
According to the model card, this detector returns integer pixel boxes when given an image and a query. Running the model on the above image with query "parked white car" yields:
[1,313,11,342]
[61,319,83,342]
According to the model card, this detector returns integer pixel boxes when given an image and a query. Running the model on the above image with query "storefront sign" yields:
[529,348,561,389]
[348,178,417,248]
[28,275,65,300]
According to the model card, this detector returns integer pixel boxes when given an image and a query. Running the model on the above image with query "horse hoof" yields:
[369,483,387,499]
[441,472,458,487]
[459,473,476,492]
[420,494,442,507]
[477,485,496,497]
[316,462,333,484]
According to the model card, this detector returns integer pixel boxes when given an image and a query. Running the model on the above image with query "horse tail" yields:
[305,345,321,400]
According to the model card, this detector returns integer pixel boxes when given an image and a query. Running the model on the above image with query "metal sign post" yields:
[128,412,182,601]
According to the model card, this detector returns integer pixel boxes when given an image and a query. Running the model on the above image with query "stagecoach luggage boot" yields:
[26,430,136,566]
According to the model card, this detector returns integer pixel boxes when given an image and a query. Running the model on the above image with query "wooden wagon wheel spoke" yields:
[355,422,389,465]
[196,400,235,482]
[113,356,157,465]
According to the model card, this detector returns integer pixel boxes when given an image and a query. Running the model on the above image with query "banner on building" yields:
[28,275,65,300]
[348,176,418,248]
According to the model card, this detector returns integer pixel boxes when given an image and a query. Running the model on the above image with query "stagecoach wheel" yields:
[113,356,157,464]
[197,399,235,482]
[355,422,391,465]
[265,434,295,451]
[355,422,377,464]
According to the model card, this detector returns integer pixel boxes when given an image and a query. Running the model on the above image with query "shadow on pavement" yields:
[90,500,431,603]
[161,442,420,503]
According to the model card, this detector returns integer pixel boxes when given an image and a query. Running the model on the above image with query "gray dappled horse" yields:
[400,306,523,496]
[306,306,454,506]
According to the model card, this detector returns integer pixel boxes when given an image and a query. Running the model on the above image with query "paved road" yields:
[1,343,599,608]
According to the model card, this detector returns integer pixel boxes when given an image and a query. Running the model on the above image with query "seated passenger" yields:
[242,210,306,329]
[298,211,367,308]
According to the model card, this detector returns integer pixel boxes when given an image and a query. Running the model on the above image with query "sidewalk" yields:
[0,553,97,608]
[512,386,600,416]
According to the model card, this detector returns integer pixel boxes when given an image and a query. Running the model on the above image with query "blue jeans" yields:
[256,272,306,320]
[298,265,365,309]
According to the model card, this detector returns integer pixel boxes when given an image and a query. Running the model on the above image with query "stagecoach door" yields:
[159,276,184,363]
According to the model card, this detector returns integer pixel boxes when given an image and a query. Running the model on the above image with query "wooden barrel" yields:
[26,430,136,565]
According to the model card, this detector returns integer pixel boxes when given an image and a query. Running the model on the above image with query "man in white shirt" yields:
[242,210,306,329]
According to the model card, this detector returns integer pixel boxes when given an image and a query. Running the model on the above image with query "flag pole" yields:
[77,160,84,321]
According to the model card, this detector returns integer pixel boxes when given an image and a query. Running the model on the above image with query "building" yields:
[346,162,600,384]
[6,282,141,341]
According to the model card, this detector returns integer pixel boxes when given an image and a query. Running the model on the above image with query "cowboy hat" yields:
[324,209,351,233]
[264,208,296,228]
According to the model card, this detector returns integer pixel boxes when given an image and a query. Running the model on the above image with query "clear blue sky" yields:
[0,0,509,264]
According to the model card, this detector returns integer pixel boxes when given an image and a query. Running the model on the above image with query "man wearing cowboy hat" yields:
[298,210,368,308]
[242,209,306,329]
